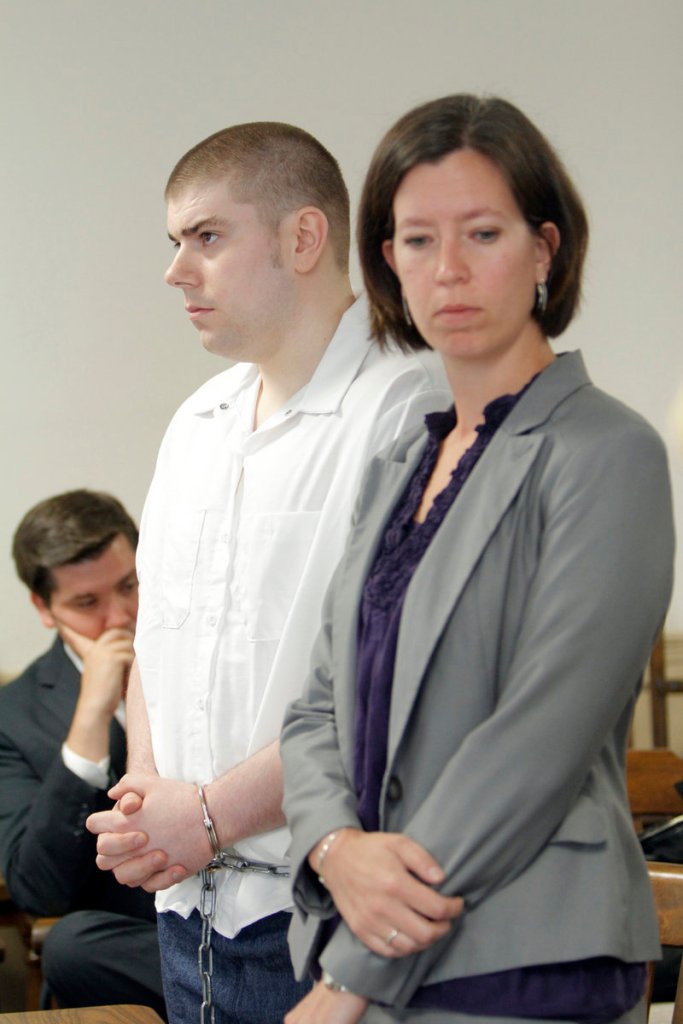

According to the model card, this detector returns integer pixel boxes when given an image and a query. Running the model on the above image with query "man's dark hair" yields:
[12,490,138,603]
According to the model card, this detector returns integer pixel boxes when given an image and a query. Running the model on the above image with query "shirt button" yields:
[196,698,205,711]
[219,402,229,410]
[207,615,217,627]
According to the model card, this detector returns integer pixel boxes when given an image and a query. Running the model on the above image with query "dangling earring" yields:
[401,292,413,327]
[535,281,548,315]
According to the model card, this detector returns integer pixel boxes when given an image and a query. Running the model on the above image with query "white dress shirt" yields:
[134,296,450,938]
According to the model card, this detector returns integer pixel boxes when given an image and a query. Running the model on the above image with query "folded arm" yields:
[0,630,133,914]
[0,740,111,915]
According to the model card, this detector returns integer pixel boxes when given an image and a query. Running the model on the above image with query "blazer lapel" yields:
[385,351,591,759]
[387,431,544,759]
[36,639,81,735]
[332,351,591,773]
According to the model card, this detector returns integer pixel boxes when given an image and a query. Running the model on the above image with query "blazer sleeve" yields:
[0,698,117,916]
[281,413,675,1005]
[282,561,365,911]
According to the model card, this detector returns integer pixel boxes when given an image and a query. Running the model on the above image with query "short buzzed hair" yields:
[12,490,138,604]
[165,122,350,273]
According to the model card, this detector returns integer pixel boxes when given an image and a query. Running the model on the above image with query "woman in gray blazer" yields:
[280,95,674,1024]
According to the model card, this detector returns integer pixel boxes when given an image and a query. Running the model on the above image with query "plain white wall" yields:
[1,0,682,674]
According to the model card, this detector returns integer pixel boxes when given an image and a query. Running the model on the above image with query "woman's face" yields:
[383,148,558,369]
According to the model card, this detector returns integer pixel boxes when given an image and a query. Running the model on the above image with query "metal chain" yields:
[211,850,290,876]
[198,867,217,1024]
[197,854,289,1023]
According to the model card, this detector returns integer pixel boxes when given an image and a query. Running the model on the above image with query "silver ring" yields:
[385,927,399,946]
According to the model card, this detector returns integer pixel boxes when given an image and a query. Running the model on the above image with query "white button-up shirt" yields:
[135,296,450,937]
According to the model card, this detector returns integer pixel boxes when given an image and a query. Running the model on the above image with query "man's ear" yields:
[30,591,56,629]
[289,207,329,273]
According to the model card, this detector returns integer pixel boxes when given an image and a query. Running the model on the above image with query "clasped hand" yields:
[316,829,463,959]
[86,774,211,891]
[284,831,463,1023]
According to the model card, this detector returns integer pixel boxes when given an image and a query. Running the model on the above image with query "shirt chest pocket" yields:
[241,511,321,642]
[160,508,206,628]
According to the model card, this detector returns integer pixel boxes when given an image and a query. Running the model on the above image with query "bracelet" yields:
[197,784,222,859]
[316,829,342,888]
[321,968,350,993]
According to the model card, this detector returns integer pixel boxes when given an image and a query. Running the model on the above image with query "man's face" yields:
[165,178,296,363]
[31,533,138,642]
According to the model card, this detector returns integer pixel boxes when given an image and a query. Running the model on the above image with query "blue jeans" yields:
[157,909,311,1024]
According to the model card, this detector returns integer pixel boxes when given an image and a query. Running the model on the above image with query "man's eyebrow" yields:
[167,216,230,242]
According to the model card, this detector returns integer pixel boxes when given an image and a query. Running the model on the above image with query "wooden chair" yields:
[0,869,59,1010]
[0,872,8,966]
[21,915,60,1010]
[627,749,683,833]
[646,862,683,1023]
[650,633,683,748]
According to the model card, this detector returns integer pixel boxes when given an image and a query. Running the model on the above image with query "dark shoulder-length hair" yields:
[358,94,589,350]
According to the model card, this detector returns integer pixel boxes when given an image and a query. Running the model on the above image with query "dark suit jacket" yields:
[0,637,155,920]
[282,352,675,1008]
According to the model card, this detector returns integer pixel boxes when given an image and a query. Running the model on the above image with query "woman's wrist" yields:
[321,968,350,993]
[308,826,355,885]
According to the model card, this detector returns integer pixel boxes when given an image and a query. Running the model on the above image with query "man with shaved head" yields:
[88,122,449,1024]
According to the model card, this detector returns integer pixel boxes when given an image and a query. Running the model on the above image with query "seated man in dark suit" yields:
[0,490,165,1016]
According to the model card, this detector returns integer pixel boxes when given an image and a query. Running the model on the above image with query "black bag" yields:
[639,814,683,863]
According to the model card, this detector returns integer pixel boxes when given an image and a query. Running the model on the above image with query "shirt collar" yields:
[185,295,375,419]
[63,640,84,673]
[289,294,374,415]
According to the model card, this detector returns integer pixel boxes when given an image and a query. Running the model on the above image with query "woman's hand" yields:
[284,981,368,1024]
[311,828,463,957]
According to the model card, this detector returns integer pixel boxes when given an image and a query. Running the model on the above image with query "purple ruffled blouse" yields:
[352,385,645,1020]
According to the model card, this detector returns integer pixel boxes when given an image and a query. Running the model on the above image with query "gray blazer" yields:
[281,352,675,1009]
